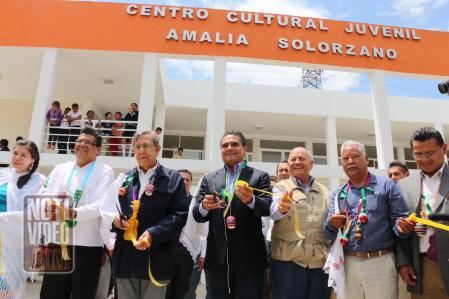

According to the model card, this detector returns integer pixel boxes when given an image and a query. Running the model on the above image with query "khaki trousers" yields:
[412,255,449,299]
[345,252,398,299]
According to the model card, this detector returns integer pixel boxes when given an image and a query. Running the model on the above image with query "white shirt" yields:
[419,163,445,253]
[137,164,158,199]
[43,160,115,247]
[67,110,82,127]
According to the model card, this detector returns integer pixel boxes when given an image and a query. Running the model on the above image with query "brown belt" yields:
[345,249,392,259]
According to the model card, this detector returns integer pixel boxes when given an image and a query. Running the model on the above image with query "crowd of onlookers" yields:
[45,101,163,156]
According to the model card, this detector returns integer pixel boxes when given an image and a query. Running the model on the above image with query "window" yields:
[261,151,282,163]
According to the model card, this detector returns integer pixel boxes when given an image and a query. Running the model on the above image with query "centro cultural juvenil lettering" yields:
[126,4,423,59]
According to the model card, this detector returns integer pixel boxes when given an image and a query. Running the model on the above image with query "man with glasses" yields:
[193,130,271,299]
[40,127,115,299]
[396,127,449,299]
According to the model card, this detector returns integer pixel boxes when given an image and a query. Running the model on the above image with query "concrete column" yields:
[154,103,166,151]
[434,123,444,139]
[252,138,261,162]
[28,48,58,150]
[369,70,394,169]
[397,146,406,163]
[325,116,340,191]
[205,58,226,162]
[305,139,313,155]
[137,54,159,132]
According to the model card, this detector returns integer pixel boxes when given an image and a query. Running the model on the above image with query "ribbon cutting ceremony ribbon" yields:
[122,199,167,287]
[123,200,140,245]
[235,180,305,239]
[58,203,71,261]
[409,213,449,232]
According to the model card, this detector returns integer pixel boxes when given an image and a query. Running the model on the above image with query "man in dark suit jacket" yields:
[193,130,271,299]
[396,127,449,298]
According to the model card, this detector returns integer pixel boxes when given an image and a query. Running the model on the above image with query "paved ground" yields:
[23,276,207,299]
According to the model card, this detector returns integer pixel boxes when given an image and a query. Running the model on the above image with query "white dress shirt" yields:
[43,160,115,247]
[419,163,445,253]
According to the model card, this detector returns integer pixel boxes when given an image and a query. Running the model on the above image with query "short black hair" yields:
[178,147,184,151]
[79,127,102,147]
[155,127,162,132]
[276,160,289,172]
[388,161,409,173]
[52,101,60,108]
[15,136,24,142]
[1,139,9,147]
[221,130,247,147]
[87,110,94,115]
[410,127,444,148]
[178,169,192,180]
[72,103,79,109]
[105,112,112,118]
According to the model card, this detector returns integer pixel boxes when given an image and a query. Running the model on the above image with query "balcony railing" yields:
[43,120,138,157]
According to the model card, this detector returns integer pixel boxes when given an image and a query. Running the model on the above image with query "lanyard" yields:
[66,161,96,207]
[222,161,246,203]
[420,175,439,215]
[339,174,370,223]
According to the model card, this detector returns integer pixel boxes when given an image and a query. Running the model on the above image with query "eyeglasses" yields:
[412,150,439,159]
[75,140,96,147]
[134,143,154,151]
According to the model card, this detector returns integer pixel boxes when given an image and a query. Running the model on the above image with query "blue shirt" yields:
[323,173,409,252]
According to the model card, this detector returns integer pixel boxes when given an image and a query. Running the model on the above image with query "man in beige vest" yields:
[270,147,331,299]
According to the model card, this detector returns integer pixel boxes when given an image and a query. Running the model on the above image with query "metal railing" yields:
[43,120,138,157]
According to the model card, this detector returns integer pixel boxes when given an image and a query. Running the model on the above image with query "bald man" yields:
[270,147,331,299]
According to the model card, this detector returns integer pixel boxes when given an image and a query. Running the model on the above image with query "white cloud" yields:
[385,0,448,19]
[227,63,301,87]
[165,59,213,80]
[322,71,362,92]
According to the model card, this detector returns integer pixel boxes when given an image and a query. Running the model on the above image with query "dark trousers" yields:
[205,266,264,299]
[58,128,69,154]
[165,251,194,299]
[40,246,103,299]
[69,126,81,151]
[48,125,59,146]
[271,259,331,299]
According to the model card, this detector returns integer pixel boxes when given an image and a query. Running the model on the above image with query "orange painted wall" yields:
[1,0,449,76]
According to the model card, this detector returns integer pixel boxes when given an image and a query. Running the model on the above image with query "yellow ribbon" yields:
[235,180,305,239]
[124,200,140,245]
[409,213,449,232]
[58,204,71,261]
[123,200,167,287]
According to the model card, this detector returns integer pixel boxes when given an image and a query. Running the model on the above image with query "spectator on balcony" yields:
[84,110,97,128]
[46,101,63,151]
[102,112,113,137]
[1,139,10,152]
[15,136,23,142]
[67,103,83,153]
[58,107,71,154]
[174,147,184,159]
[155,127,163,135]
[123,103,139,154]
[110,112,124,156]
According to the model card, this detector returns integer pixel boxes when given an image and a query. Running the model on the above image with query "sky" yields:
[78,0,449,99]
